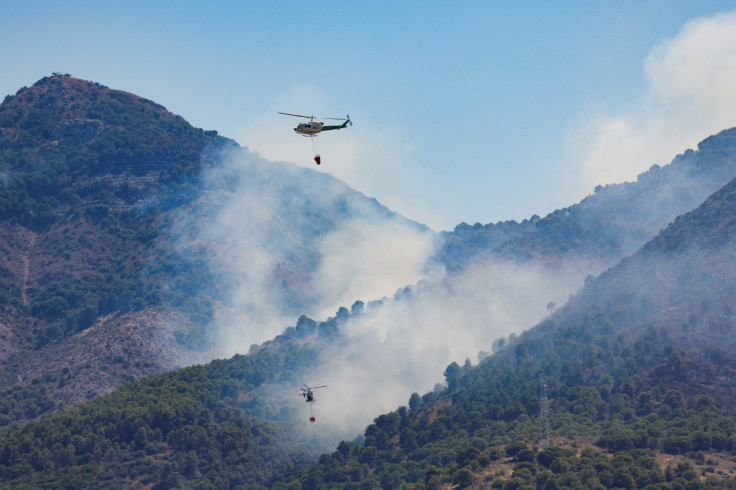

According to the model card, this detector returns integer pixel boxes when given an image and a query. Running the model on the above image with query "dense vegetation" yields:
[0,74,421,413]
[0,74,231,348]
[2,307,736,488]
[276,316,736,489]
[4,74,736,489]
[548,175,736,357]
[0,338,324,489]
[0,75,223,227]
[0,74,245,411]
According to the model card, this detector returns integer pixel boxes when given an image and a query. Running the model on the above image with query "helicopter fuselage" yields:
[293,119,350,136]
[294,121,324,136]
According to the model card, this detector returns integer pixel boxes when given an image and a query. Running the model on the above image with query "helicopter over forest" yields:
[299,384,327,423]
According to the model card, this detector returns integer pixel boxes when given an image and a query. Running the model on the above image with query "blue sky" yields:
[3,1,736,230]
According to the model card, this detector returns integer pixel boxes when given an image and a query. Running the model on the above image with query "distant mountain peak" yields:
[0,74,227,184]
[0,75,434,420]
[5,73,167,120]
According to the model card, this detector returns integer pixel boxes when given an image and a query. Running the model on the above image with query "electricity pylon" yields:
[538,381,551,448]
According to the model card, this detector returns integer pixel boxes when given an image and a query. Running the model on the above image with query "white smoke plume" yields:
[311,217,441,319]
[573,9,736,194]
[183,146,439,355]
[161,9,736,442]
[302,257,591,434]
[172,144,592,438]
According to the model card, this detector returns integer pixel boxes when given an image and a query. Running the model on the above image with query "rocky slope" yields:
[0,75,427,414]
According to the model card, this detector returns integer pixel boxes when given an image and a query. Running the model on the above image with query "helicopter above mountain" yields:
[278,113,351,137]
[278,113,352,165]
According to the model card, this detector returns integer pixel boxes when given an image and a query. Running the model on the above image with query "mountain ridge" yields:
[4,177,736,486]
[438,128,736,273]
[268,168,736,489]
[546,175,736,351]
[1,75,736,487]
[0,74,433,415]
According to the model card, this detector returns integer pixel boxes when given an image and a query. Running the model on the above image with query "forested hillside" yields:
[273,176,736,488]
[2,174,736,488]
[548,176,736,353]
[0,74,230,408]
[277,318,736,488]
[0,74,428,417]
[5,75,736,425]
[5,74,736,489]
[0,311,356,488]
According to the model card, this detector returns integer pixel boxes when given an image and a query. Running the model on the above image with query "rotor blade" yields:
[278,112,313,119]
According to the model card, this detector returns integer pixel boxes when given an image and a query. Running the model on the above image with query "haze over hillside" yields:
[3,127,736,488]
[4,74,736,443]
[267,153,736,488]
[310,126,736,431]
[0,75,437,413]
[549,175,736,351]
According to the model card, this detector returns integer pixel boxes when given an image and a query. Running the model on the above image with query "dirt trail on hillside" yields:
[21,233,36,307]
